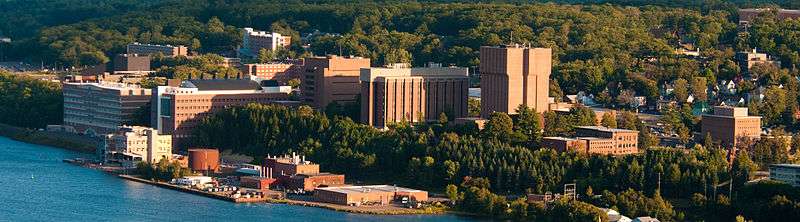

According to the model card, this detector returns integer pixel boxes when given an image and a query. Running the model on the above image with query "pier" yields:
[118,175,276,203]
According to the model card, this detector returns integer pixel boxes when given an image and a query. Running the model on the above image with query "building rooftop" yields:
[183,79,263,91]
[575,126,638,133]
[129,42,183,48]
[316,185,425,194]
[543,137,579,141]
[771,164,800,168]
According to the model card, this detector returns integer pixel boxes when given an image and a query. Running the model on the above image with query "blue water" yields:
[0,136,477,222]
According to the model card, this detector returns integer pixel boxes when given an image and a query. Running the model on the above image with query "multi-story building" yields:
[301,55,371,109]
[769,164,800,187]
[103,126,172,164]
[241,60,304,83]
[63,82,151,135]
[239,27,291,58]
[113,54,150,72]
[360,63,469,128]
[263,153,345,192]
[480,45,551,118]
[127,42,188,57]
[151,79,292,147]
[542,126,639,155]
[701,106,762,148]
[220,57,242,68]
[736,49,781,73]
[739,8,800,27]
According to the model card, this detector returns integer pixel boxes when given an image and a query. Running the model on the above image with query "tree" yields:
[287,78,301,88]
[207,17,225,33]
[601,112,617,128]
[468,98,480,117]
[514,104,542,147]
[570,106,597,126]
[79,51,109,67]
[731,151,757,188]
[761,86,787,126]
[673,78,689,103]
[691,77,708,102]
[617,111,638,130]
[445,184,460,202]
[483,112,514,143]
[258,48,274,63]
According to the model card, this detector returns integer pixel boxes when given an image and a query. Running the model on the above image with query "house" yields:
[719,80,737,95]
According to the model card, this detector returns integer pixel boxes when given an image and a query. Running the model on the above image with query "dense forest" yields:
[0,71,63,129]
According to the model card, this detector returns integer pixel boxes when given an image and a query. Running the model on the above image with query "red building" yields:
[240,60,303,84]
[263,153,345,192]
[151,79,293,147]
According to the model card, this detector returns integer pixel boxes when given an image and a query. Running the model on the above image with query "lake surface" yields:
[0,136,477,222]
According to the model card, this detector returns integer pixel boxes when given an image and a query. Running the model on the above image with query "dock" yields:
[118,174,275,203]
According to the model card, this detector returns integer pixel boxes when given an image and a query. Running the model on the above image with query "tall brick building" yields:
[301,55,370,109]
[701,106,762,148]
[360,63,469,128]
[151,79,292,147]
[480,45,551,118]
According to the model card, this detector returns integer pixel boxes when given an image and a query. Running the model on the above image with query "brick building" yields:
[127,42,188,57]
[301,55,371,109]
[262,153,345,192]
[360,63,469,128]
[480,45,551,118]
[736,49,780,73]
[151,79,292,147]
[701,106,762,148]
[542,126,639,155]
[63,82,151,135]
[241,60,304,84]
[314,185,428,206]
[113,54,150,72]
[239,27,291,58]
[738,8,800,26]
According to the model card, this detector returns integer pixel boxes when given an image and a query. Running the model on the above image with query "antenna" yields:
[510,31,514,45]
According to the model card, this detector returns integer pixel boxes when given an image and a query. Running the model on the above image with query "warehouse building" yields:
[314,185,428,206]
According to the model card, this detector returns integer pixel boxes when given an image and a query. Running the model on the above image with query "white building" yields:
[172,176,213,186]
[769,164,800,186]
[104,126,172,164]
[239,28,291,58]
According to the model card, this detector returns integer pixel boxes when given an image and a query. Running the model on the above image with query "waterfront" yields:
[0,136,476,222]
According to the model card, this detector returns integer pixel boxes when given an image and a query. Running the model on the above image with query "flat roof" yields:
[543,137,578,141]
[701,114,762,119]
[771,164,800,168]
[316,185,425,194]
[575,126,638,133]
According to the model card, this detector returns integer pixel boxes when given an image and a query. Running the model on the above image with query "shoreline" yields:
[118,173,445,215]
[0,123,96,153]
[12,128,451,217]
